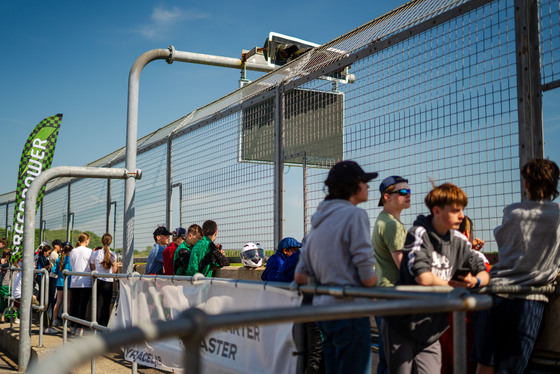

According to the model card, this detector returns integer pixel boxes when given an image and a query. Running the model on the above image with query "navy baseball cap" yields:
[325,160,378,188]
[378,175,408,206]
[278,237,302,251]
[173,227,187,237]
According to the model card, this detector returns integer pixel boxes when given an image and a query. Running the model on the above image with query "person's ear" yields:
[432,205,441,217]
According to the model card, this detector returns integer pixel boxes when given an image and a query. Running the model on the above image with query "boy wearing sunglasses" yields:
[372,176,411,374]
[373,176,411,288]
[383,182,489,374]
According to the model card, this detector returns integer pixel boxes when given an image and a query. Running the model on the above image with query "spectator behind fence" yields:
[162,227,186,275]
[472,158,560,374]
[47,239,62,324]
[261,237,301,282]
[69,233,92,336]
[146,226,171,275]
[373,175,411,374]
[0,248,11,322]
[295,160,378,374]
[174,224,203,275]
[35,244,51,291]
[384,183,489,374]
[49,242,72,330]
[36,244,52,329]
[185,220,230,277]
[90,233,118,327]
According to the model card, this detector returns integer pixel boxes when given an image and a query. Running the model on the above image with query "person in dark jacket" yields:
[261,237,301,282]
[384,182,489,374]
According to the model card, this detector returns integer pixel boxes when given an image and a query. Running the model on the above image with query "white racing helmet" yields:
[241,243,265,268]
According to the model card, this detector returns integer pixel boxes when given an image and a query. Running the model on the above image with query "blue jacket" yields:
[146,243,165,275]
[261,251,288,281]
[277,251,300,283]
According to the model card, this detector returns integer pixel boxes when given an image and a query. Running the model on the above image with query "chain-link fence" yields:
[0,0,558,257]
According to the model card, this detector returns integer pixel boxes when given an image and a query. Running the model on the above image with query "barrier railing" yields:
[19,270,559,374]
[28,284,493,374]
[4,267,49,347]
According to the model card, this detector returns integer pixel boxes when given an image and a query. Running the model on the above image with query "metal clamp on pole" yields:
[127,169,143,179]
[167,45,176,64]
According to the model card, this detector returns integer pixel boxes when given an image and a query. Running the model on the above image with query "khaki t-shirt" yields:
[372,211,406,287]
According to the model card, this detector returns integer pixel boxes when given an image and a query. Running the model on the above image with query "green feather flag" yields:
[11,114,62,262]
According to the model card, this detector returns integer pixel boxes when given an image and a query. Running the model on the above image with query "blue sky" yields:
[1,0,559,206]
[0,0,417,194]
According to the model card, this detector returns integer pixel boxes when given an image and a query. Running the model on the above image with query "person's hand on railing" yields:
[449,272,475,288]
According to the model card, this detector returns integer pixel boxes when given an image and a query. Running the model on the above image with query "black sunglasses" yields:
[390,188,411,196]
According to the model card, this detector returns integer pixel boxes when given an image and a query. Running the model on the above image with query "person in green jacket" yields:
[173,224,202,275]
[185,220,230,277]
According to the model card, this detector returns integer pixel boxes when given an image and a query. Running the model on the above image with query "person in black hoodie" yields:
[384,183,489,374]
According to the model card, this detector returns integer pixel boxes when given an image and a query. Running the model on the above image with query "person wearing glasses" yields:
[372,176,411,374]
[373,176,411,288]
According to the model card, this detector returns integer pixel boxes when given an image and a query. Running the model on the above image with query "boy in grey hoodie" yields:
[295,160,378,374]
[384,183,489,374]
[473,158,560,374]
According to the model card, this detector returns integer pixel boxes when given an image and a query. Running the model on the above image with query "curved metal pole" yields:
[123,46,274,274]
[19,166,135,370]
[123,48,170,275]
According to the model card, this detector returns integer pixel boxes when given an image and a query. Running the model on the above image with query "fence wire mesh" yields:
[540,0,560,89]
[0,0,557,258]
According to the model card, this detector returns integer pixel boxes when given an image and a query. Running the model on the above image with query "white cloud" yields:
[133,6,209,39]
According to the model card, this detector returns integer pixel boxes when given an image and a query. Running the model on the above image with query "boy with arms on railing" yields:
[185,220,229,277]
[384,183,489,374]
[174,224,203,275]
[162,227,186,275]
[145,226,171,275]
[472,158,560,374]
[294,160,378,373]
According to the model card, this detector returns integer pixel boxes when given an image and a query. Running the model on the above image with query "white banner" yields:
[110,277,302,373]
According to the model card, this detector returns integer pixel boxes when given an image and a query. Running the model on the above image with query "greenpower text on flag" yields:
[11,114,62,261]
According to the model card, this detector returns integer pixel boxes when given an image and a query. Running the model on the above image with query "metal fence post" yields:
[63,270,69,344]
[106,179,111,234]
[39,203,44,243]
[452,310,467,374]
[66,183,72,242]
[180,308,208,374]
[91,272,98,373]
[274,85,284,246]
[166,136,172,230]
[515,0,544,199]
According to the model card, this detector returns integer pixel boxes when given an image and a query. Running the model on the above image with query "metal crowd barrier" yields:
[4,267,49,347]
[22,271,559,374]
